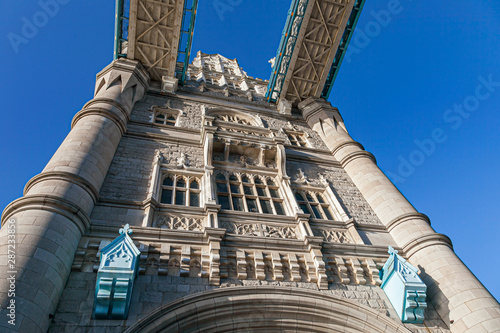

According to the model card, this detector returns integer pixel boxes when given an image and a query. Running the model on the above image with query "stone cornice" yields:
[153,89,286,118]
[124,130,201,147]
[285,149,341,167]
[96,58,150,93]
[339,150,377,167]
[320,242,401,258]
[386,212,431,233]
[24,171,100,203]
[2,194,91,233]
[86,223,207,245]
[128,120,200,135]
[330,140,365,156]
[403,233,454,258]
[72,105,128,135]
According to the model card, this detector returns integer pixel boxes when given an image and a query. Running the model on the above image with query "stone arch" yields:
[206,108,263,127]
[126,286,409,333]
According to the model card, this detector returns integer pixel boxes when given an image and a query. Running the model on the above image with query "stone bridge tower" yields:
[1,1,499,332]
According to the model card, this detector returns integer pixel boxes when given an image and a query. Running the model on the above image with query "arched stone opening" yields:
[127,286,409,333]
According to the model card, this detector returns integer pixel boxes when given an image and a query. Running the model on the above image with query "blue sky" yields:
[1,0,499,301]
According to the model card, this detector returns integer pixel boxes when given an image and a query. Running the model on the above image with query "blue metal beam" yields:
[175,0,199,85]
[113,0,198,85]
[321,0,366,100]
[114,0,130,60]
[265,0,310,103]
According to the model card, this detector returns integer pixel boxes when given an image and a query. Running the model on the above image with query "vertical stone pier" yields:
[298,97,500,333]
[0,59,149,332]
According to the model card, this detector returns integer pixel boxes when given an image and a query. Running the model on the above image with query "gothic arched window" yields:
[294,190,335,220]
[160,174,201,207]
[216,172,285,215]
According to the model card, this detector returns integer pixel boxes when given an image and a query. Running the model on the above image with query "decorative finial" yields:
[155,151,164,163]
[177,153,189,168]
[388,246,398,255]
[319,174,328,185]
[268,57,276,68]
[297,168,308,183]
[119,224,132,235]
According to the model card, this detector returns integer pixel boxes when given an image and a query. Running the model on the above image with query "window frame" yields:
[160,174,202,207]
[294,190,335,221]
[285,130,309,148]
[216,172,286,216]
[151,107,182,127]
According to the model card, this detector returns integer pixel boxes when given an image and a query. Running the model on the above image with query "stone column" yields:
[0,59,149,332]
[298,97,500,333]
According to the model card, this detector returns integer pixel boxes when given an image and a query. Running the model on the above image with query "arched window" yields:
[152,107,180,126]
[295,190,335,220]
[216,173,285,215]
[286,131,309,147]
[160,175,201,207]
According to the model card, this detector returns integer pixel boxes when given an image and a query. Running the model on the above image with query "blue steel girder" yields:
[114,0,130,60]
[266,0,310,103]
[175,0,199,85]
[266,0,366,104]
[114,0,198,85]
[321,0,366,99]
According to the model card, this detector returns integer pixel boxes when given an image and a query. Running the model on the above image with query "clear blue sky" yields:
[1,1,499,301]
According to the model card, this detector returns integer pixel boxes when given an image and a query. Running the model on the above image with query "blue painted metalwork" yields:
[321,0,366,99]
[113,0,198,84]
[265,0,310,103]
[93,224,140,319]
[114,0,130,60]
[175,0,199,85]
[381,246,427,324]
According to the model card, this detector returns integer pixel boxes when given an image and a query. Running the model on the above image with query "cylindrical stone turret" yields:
[298,97,500,333]
[0,59,149,332]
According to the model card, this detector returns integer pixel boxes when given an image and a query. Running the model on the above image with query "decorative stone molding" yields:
[1,194,91,232]
[125,286,412,333]
[381,246,427,324]
[312,228,352,243]
[161,76,178,93]
[220,221,298,239]
[93,225,140,319]
[324,255,383,286]
[154,213,205,232]
[264,225,297,239]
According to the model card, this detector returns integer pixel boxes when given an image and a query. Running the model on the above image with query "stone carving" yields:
[220,221,259,236]
[324,255,383,287]
[215,114,252,125]
[264,225,297,239]
[177,153,189,167]
[312,229,352,243]
[296,168,308,184]
[286,162,383,226]
[155,214,204,231]
[221,222,297,239]
[217,125,269,137]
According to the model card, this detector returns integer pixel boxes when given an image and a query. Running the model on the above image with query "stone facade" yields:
[1,52,499,333]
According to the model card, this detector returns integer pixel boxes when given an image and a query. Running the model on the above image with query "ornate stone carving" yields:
[216,125,269,137]
[155,214,204,231]
[220,222,297,239]
[312,229,352,243]
[220,221,259,236]
[264,225,297,239]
